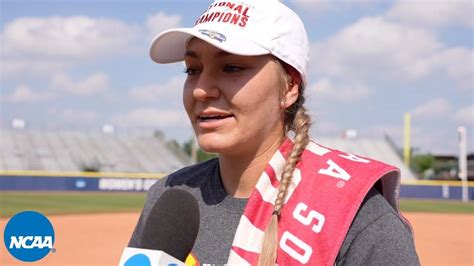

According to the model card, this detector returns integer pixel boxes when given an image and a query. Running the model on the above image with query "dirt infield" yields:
[407,213,473,265]
[1,212,473,265]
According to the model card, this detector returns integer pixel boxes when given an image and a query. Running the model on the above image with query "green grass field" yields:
[399,199,474,214]
[1,191,473,218]
[0,191,146,218]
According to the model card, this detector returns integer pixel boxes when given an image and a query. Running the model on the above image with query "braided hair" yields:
[258,61,311,266]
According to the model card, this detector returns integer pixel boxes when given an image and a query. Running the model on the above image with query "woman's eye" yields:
[184,67,200,76]
[223,65,244,73]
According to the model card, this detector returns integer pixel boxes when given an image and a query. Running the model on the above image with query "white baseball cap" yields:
[149,0,310,85]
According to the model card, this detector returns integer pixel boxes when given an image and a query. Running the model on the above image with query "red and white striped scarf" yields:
[227,138,407,265]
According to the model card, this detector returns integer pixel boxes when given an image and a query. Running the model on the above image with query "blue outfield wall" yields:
[0,171,164,192]
[1,171,473,200]
[399,181,474,200]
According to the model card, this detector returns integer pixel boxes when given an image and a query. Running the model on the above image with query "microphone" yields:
[119,188,200,266]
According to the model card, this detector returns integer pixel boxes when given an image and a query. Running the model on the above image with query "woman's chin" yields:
[197,134,234,154]
[198,140,224,154]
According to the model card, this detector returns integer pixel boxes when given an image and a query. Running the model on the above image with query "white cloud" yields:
[412,98,452,118]
[387,0,474,28]
[50,72,110,96]
[312,16,473,88]
[1,16,139,81]
[431,47,474,89]
[129,76,184,103]
[292,0,331,13]
[292,0,379,13]
[2,16,138,59]
[454,105,473,125]
[1,12,183,82]
[310,78,371,102]
[1,59,69,81]
[313,16,441,79]
[146,12,182,40]
[62,109,98,123]
[111,108,188,128]
[3,85,54,103]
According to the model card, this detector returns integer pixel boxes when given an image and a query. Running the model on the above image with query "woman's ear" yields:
[281,81,299,108]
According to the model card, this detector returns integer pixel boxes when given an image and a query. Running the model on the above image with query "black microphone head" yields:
[140,188,200,262]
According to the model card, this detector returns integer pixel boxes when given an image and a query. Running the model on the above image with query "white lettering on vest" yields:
[280,231,312,264]
[293,202,325,233]
[306,141,331,156]
[318,159,351,181]
[339,153,370,163]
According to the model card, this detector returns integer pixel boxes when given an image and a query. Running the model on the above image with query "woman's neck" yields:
[218,135,285,198]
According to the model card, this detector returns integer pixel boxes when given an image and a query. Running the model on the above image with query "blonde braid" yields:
[274,106,310,215]
[258,94,311,266]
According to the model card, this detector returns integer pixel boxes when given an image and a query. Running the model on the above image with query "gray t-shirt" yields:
[129,158,419,265]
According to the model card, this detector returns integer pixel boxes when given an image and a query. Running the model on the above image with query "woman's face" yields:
[183,38,293,157]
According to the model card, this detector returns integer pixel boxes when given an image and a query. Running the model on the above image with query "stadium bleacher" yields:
[7,130,474,199]
[1,129,415,179]
[0,130,191,173]
[315,137,417,180]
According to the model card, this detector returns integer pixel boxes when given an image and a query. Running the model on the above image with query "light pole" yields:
[458,126,468,202]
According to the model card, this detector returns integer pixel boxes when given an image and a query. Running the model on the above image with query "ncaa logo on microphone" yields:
[3,211,55,262]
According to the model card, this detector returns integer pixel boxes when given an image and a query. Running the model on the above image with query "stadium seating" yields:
[1,130,191,173]
[316,137,416,180]
[1,130,415,179]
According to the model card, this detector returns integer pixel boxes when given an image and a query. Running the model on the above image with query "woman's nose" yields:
[193,71,220,101]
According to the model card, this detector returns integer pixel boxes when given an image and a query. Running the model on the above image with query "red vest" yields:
[228,138,409,265]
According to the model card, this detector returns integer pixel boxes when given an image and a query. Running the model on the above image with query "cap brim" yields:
[150,27,270,64]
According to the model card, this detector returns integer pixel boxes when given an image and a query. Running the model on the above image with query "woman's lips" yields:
[196,114,234,129]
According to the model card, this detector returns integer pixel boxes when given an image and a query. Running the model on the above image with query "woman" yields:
[130,0,419,265]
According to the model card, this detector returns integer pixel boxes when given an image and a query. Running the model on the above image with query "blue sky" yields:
[1,0,473,154]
